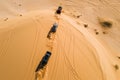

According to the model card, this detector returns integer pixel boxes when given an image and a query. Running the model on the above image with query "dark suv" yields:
[35,51,52,72]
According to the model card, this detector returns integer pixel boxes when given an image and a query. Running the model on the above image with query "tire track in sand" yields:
[35,14,60,80]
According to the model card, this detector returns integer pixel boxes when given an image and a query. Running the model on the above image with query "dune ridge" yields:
[0,0,120,80]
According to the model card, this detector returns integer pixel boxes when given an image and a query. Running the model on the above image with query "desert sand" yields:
[0,0,120,80]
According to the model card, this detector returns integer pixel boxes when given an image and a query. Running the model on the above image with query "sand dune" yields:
[0,0,120,80]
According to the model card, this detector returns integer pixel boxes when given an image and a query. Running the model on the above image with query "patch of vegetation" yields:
[77,15,80,18]
[96,32,99,35]
[76,15,82,18]
[114,64,119,70]
[20,14,22,16]
[103,31,107,34]
[94,29,97,31]
[84,24,88,28]
[98,17,113,28]
[117,56,120,59]
[18,4,22,6]
[100,21,112,28]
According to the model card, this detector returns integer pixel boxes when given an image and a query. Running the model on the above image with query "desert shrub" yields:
[103,31,106,34]
[19,4,22,6]
[94,29,97,31]
[98,17,113,28]
[117,56,120,59]
[77,15,80,18]
[84,24,88,28]
[96,32,99,35]
[100,21,112,28]
[76,15,82,18]
[20,14,22,16]
[114,64,119,70]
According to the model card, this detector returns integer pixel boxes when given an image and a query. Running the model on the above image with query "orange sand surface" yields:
[0,0,120,80]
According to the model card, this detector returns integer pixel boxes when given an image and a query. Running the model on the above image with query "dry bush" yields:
[117,56,120,59]
[98,17,113,28]
[84,24,88,28]
[76,15,82,18]
[95,32,99,35]
[103,31,107,34]
[100,21,112,28]
[94,29,97,31]
[20,14,22,16]
[114,64,119,70]
[18,4,22,6]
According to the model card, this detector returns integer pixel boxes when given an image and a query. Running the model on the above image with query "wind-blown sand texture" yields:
[0,0,120,80]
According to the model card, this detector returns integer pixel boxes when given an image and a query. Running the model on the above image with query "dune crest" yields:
[0,0,120,80]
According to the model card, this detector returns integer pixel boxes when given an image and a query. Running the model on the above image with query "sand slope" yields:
[0,0,120,80]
